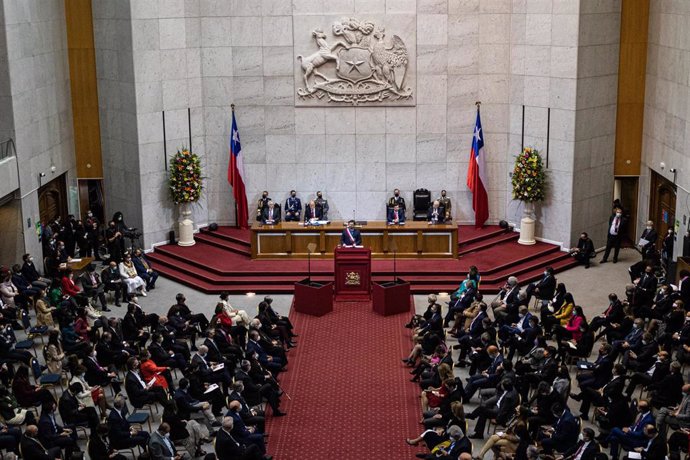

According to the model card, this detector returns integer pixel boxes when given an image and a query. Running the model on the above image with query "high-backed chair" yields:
[413,189,431,221]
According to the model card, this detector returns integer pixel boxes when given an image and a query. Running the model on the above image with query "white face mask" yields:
[646,226,652,230]
[578,433,585,442]
[616,213,622,217]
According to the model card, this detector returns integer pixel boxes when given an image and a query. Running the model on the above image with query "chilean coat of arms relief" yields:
[294,17,416,106]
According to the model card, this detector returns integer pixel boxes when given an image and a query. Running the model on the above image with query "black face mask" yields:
[394,193,399,197]
[291,193,296,197]
[262,194,268,198]
[317,194,322,198]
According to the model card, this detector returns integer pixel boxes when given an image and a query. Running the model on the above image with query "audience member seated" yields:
[132,248,158,291]
[428,200,445,224]
[261,201,281,225]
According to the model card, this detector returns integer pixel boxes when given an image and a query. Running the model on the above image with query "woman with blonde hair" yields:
[70,364,108,417]
[34,288,56,327]
[44,329,65,375]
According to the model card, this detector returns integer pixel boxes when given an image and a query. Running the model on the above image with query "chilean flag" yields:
[466,107,489,228]
[228,108,249,229]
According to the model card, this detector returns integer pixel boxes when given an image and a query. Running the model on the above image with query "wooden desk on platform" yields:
[250,221,458,259]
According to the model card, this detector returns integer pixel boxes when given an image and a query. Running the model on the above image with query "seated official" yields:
[132,248,159,291]
[261,201,281,225]
[428,201,445,224]
[255,191,270,222]
[304,200,322,223]
[284,190,301,222]
[340,220,362,247]
[387,204,406,225]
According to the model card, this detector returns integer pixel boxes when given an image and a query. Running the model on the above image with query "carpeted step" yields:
[458,231,519,255]
[199,226,251,246]
[457,224,506,247]
[194,232,252,256]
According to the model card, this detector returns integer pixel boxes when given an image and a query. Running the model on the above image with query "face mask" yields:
[164,433,170,439]
[262,194,267,198]
[317,194,322,198]
[394,193,399,197]
[578,433,584,442]
[291,193,296,197]
[616,213,622,217]
[646,226,652,230]
[544,271,548,276]
[28,257,33,262]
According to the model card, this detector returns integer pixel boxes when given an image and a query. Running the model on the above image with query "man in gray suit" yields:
[149,423,191,460]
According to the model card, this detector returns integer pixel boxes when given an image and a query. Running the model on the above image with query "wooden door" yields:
[38,174,68,224]
[649,171,676,249]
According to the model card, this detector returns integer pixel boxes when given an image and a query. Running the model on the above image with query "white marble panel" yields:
[292,0,325,15]
[264,77,295,106]
[263,47,295,77]
[355,108,386,134]
[447,74,478,106]
[202,47,233,78]
[325,164,357,191]
[417,75,447,105]
[131,20,159,51]
[416,162,447,190]
[325,135,356,163]
[355,134,386,163]
[231,17,263,47]
[523,46,550,76]
[417,46,448,74]
[326,192,358,220]
[447,45,478,75]
[448,0,479,14]
[159,50,186,79]
[419,0,448,14]
[325,108,356,134]
[549,46,577,78]
[133,50,161,82]
[263,16,293,47]
[356,162,386,191]
[478,44,509,74]
[386,163,417,190]
[386,0,417,13]
[355,0,386,13]
[418,15,448,46]
[323,0,355,13]
[233,77,265,106]
[386,134,417,163]
[200,17,232,47]
[262,0,293,16]
[525,14,552,46]
[295,108,326,134]
[478,14,510,45]
[549,77,577,110]
[551,14,579,46]
[479,0,510,13]
[159,18,186,50]
[232,47,263,77]
[266,134,296,164]
[448,14,478,46]
[385,107,416,134]
[162,79,189,110]
[296,134,327,164]
[135,81,163,113]
[418,105,447,133]
[265,106,296,134]
[417,134,447,162]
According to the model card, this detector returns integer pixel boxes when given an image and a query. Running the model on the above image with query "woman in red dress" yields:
[139,350,173,391]
[420,377,454,419]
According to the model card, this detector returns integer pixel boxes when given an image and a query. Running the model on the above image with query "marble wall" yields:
[642,1,690,259]
[1,0,76,259]
[92,0,621,249]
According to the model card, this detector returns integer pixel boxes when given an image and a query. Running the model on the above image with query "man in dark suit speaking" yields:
[340,220,362,247]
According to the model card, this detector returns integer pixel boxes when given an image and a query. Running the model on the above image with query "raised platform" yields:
[251,220,458,259]
[147,225,577,294]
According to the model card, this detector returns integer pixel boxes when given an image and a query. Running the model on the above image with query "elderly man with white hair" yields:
[191,345,233,395]
[491,275,522,324]
[215,416,270,460]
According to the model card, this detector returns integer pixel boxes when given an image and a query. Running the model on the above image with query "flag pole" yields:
[231,103,239,229]
[475,100,481,110]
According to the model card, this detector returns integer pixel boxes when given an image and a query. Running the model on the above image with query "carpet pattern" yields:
[265,300,423,459]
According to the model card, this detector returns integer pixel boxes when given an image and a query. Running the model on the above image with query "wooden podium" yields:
[334,247,372,301]
[293,278,333,316]
[372,278,411,316]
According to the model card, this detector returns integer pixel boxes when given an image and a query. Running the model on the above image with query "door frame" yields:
[648,170,677,249]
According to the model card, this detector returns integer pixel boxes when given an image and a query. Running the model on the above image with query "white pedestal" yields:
[518,216,536,245]
[178,203,196,247]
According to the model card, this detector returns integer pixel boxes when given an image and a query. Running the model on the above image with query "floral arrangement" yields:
[169,148,203,203]
[511,147,546,202]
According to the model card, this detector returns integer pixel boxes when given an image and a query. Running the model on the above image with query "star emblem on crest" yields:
[345,59,365,74]
[474,126,482,143]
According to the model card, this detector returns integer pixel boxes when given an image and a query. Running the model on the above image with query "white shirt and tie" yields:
[609,216,621,236]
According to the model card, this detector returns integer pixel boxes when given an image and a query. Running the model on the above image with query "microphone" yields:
[352,209,356,225]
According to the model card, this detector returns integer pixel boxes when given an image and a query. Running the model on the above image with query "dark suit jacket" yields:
[20,435,53,460]
[563,440,600,460]
[640,228,658,251]
[215,428,248,460]
[577,238,595,257]
[284,197,302,216]
[551,409,579,451]
[261,207,281,224]
[303,206,322,222]
[535,274,556,299]
[340,228,362,246]
[84,356,111,387]
[149,430,176,460]
[641,434,668,460]
[88,434,112,460]
[106,408,131,447]
[37,412,66,447]
[387,207,406,224]
[427,206,445,222]
[607,214,627,237]
[173,388,202,420]
[591,354,614,388]
[125,371,150,408]
[496,388,520,425]
[637,273,658,294]
[58,390,82,425]
[602,375,625,402]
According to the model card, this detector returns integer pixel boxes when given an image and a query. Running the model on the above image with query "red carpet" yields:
[265,301,424,459]
[148,225,577,294]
